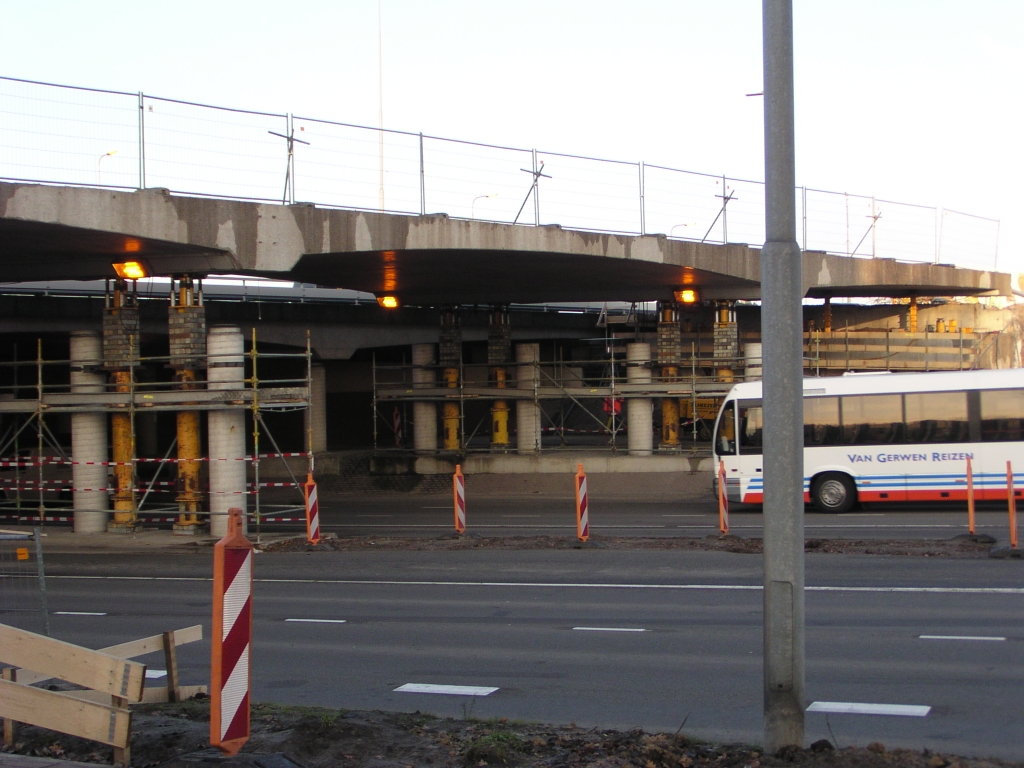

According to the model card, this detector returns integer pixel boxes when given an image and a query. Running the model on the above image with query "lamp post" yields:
[97,150,118,185]
[471,194,498,220]
[670,223,696,237]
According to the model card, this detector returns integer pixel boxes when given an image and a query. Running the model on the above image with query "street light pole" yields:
[761,0,805,752]
[471,194,497,220]
[97,150,117,185]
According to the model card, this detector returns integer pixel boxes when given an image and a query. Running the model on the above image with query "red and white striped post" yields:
[304,473,320,545]
[575,463,589,542]
[211,508,253,756]
[717,460,730,535]
[966,456,976,535]
[1007,461,1018,550]
[453,464,466,534]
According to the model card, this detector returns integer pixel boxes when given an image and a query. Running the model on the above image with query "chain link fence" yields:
[0,75,1000,271]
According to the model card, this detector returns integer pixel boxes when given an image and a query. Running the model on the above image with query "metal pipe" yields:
[761,0,806,750]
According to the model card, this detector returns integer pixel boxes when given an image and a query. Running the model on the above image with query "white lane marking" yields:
[920,634,1006,641]
[837,513,885,517]
[46,576,1024,595]
[808,701,930,717]
[357,514,393,517]
[54,611,107,616]
[573,626,647,632]
[502,515,541,518]
[145,669,167,679]
[285,618,347,624]
[661,514,707,517]
[396,683,498,696]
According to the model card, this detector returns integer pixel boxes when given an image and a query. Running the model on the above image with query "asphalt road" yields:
[25,547,1024,759]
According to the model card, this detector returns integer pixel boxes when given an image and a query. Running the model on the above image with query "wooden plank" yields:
[0,678,130,748]
[14,625,202,687]
[2,667,14,746]
[0,624,145,701]
[33,684,207,706]
[102,624,202,661]
[162,631,181,702]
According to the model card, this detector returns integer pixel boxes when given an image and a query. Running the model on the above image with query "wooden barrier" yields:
[0,624,205,764]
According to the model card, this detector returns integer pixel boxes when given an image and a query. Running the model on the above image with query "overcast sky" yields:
[4,1,1022,274]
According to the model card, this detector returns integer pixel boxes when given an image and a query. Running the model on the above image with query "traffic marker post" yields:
[575,463,589,542]
[211,508,252,756]
[453,464,466,534]
[966,457,976,535]
[303,473,320,545]
[717,460,730,535]
[1008,461,1018,549]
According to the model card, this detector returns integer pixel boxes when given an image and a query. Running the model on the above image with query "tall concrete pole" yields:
[761,0,805,751]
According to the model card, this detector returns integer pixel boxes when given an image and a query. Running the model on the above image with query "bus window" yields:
[841,394,904,445]
[804,396,840,446]
[716,401,737,456]
[980,389,1024,442]
[738,399,763,454]
[905,391,968,443]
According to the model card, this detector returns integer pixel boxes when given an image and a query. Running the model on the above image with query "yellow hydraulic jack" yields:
[658,303,681,448]
[104,278,139,532]
[443,367,460,450]
[169,276,206,534]
[488,306,511,450]
[491,367,510,447]
[439,305,462,451]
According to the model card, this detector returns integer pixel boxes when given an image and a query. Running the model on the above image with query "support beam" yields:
[306,363,328,453]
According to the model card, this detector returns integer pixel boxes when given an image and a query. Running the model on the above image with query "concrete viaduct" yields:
[0,183,1008,301]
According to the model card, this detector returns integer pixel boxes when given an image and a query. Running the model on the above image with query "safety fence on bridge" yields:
[0,75,1000,271]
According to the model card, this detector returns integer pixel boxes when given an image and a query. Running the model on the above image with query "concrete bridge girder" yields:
[1,183,1009,304]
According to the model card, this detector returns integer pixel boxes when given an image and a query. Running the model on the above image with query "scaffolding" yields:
[371,343,743,455]
[0,335,313,533]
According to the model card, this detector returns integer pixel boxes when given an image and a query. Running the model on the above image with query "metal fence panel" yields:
[0,75,1002,271]
[143,97,288,202]
[294,117,421,214]
[0,78,138,189]
[0,529,48,636]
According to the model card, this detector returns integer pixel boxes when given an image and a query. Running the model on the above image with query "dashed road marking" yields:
[54,611,106,616]
[145,669,167,679]
[573,626,647,632]
[920,634,1006,641]
[395,683,498,696]
[808,701,930,717]
[285,618,347,624]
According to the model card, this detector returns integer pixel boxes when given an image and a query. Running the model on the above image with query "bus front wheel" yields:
[811,473,856,513]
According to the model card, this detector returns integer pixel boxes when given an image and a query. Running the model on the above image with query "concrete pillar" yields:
[207,326,246,537]
[411,343,437,453]
[305,363,328,453]
[626,343,653,456]
[69,331,108,533]
[745,342,763,380]
[515,343,541,454]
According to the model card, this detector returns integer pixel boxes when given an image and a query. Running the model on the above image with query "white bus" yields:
[711,369,1024,513]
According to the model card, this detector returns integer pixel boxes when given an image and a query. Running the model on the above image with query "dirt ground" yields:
[258,532,999,558]
[3,699,1022,768]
